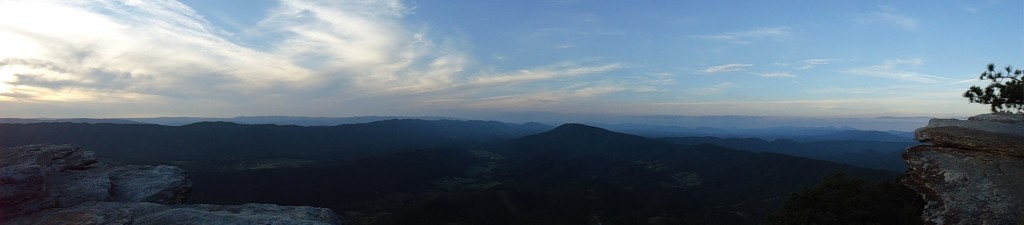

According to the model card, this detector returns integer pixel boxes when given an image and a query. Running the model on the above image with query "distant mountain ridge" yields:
[2,116,918,140]
[0,119,550,167]
[656,136,913,172]
[0,116,465,126]
[0,118,146,124]
[125,116,463,126]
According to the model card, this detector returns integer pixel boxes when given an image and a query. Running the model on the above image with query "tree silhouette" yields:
[963,63,1023,114]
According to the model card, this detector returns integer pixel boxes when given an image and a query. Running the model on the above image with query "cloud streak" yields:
[751,71,795,78]
[471,63,623,86]
[704,64,753,73]
[0,0,315,102]
[843,58,947,83]
[0,0,484,104]
[691,27,792,43]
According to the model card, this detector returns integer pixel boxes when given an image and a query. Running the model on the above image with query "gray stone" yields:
[0,164,54,219]
[137,203,341,225]
[904,113,1024,225]
[51,168,112,207]
[0,144,96,219]
[904,146,1024,225]
[915,124,1024,158]
[0,144,340,224]
[109,165,191,204]
[969,113,1024,124]
[3,201,341,225]
[0,144,97,172]
[916,119,1024,142]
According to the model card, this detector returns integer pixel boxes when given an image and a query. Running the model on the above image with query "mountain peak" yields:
[515,123,650,150]
[551,123,609,132]
[539,123,633,138]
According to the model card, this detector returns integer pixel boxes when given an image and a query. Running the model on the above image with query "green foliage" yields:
[764,171,924,225]
[963,63,1024,114]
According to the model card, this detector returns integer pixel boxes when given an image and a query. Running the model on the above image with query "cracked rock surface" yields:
[904,113,1024,225]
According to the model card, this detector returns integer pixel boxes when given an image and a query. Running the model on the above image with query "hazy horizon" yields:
[1,0,1019,121]
[2,113,938,132]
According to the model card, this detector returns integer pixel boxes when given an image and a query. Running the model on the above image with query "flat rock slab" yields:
[915,125,1024,158]
[108,165,191,204]
[2,144,338,224]
[904,114,1024,225]
[3,201,341,225]
[904,146,1024,225]
[0,144,97,219]
[969,113,1024,124]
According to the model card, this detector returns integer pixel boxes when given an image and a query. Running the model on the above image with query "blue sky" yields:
[0,0,1021,126]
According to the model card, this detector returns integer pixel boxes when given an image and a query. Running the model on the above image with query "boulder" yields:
[2,201,341,225]
[108,165,191,203]
[904,114,1024,224]
[0,144,98,219]
[0,144,340,224]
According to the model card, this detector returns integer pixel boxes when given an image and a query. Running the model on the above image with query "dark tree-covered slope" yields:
[0,120,549,167]
[371,124,899,225]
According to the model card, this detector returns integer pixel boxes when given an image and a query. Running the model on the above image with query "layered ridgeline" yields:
[0,119,912,173]
[0,120,549,169]
[657,137,913,172]
[0,119,903,224]
[903,113,1024,224]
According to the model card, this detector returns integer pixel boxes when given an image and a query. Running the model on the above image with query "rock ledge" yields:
[0,144,341,225]
[904,113,1024,225]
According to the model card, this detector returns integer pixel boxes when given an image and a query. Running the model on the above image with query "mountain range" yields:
[0,119,905,224]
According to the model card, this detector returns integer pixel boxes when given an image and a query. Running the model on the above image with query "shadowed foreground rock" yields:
[0,144,340,225]
[904,113,1024,225]
[3,201,339,225]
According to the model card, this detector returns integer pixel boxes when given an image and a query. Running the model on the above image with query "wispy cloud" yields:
[857,6,918,30]
[262,0,468,93]
[554,44,575,49]
[471,63,623,86]
[773,58,837,71]
[704,64,753,73]
[843,58,947,83]
[691,27,792,43]
[0,0,472,104]
[751,71,795,78]
[0,0,313,102]
[797,58,836,70]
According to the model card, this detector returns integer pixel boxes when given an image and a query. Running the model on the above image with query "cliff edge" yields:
[0,144,341,225]
[904,113,1024,225]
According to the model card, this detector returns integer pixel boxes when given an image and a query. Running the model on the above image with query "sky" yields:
[0,0,1021,128]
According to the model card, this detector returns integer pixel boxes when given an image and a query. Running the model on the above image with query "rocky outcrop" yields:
[3,201,340,225]
[904,113,1024,225]
[0,144,341,224]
